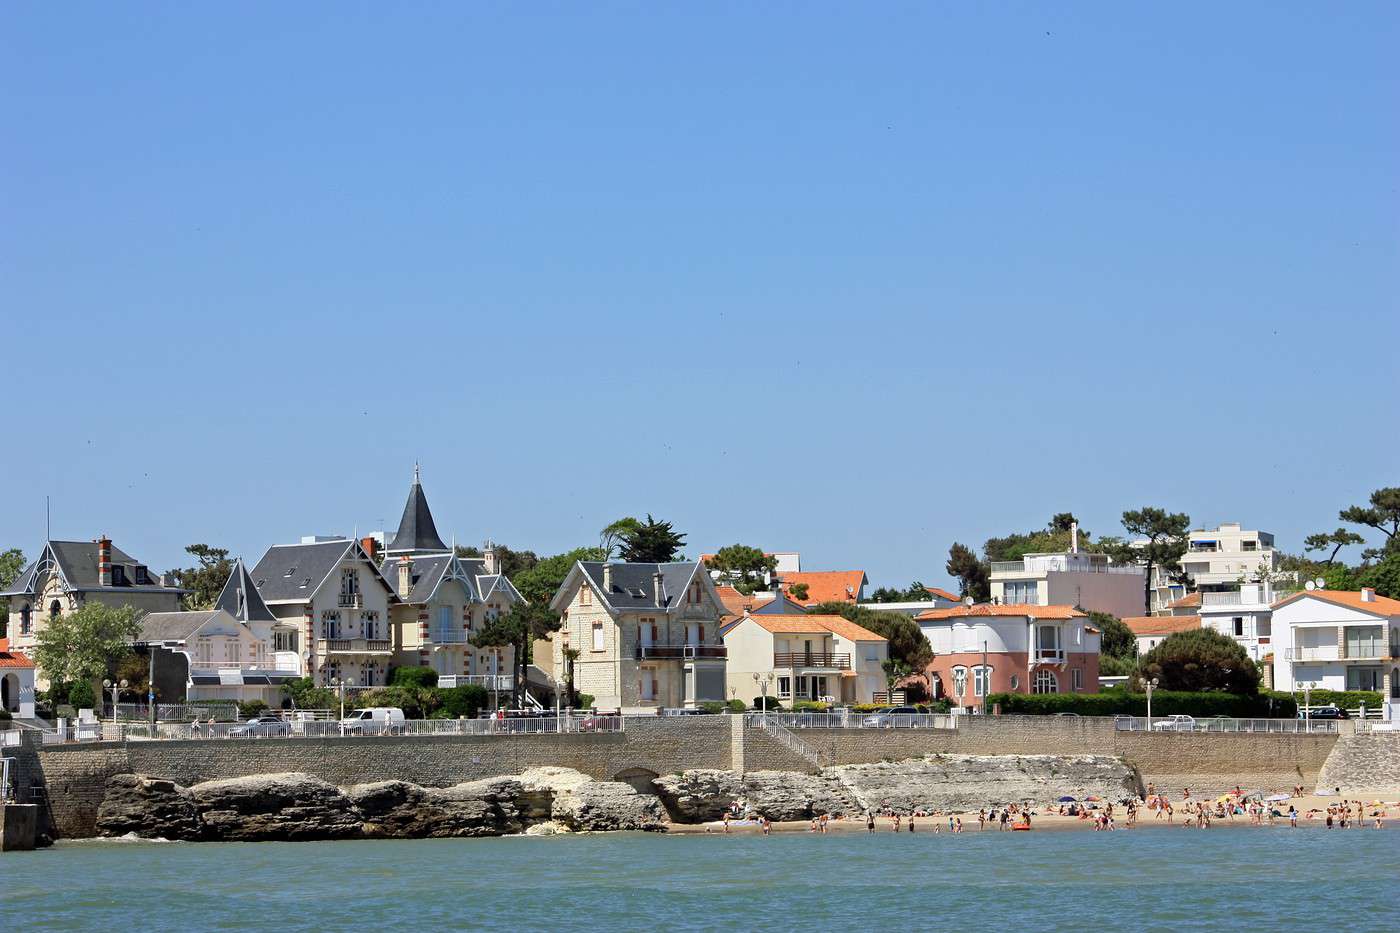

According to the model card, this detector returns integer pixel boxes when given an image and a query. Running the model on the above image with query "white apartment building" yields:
[1273,588,1400,718]
[1145,522,1284,613]
[1197,581,1287,666]
[989,547,1144,620]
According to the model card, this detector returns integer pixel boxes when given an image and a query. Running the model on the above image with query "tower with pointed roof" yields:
[385,464,450,557]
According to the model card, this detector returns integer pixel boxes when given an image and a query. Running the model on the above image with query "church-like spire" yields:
[385,466,449,554]
[215,557,276,623]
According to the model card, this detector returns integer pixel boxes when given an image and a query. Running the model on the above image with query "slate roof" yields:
[136,611,224,644]
[576,561,702,612]
[386,474,449,554]
[214,558,278,623]
[1,540,181,596]
[248,539,396,604]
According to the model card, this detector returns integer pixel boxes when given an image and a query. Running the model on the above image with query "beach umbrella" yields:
[1216,795,1233,803]
[1265,794,1290,802]
[1084,795,1102,802]
[1058,796,1077,802]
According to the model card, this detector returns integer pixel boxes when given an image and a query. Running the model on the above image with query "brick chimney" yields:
[360,536,379,562]
[98,536,113,587]
[653,571,665,607]
[483,540,500,576]
[397,556,414,600]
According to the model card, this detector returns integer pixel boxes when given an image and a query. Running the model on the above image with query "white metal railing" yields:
[337,593,363,608]
[1286,647,1340,661]
[747,714,829,768]
[114,703,240,722]
[0,730,20,747]
[1114,717,1339,734]
[429,629,469,644]
[111,713,625,741]
[0,757,10,802]
[749,712,957,730]
[437,674,512,690]
[990,560,1141,576]
[189,657,302,673]
[1034,650,1066,663]
[1355,721,1400,733]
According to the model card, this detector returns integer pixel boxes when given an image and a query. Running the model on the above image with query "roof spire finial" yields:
[414,461,421,485]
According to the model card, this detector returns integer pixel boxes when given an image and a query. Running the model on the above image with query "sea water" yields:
[3,827,1398,931]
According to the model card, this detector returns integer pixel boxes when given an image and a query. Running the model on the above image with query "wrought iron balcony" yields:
[772,652,851,670]
[634,644,727,661]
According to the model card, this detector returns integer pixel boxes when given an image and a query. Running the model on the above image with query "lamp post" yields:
[101,678,128,720]
[981,640,989,715]
[332,677,355,721]
[1145,677,1159,729]
[1303,681,1315,732]
[752,671,773,711]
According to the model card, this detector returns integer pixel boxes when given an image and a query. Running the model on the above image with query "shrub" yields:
[0,710,12,721]
[390,667,439,689]
[984,690,1296,718]
[792,700,829,712]
[725,699,748,713]
[753,696,782,710]
[699,701,727,714]
[851,703,887,712]
[68,681,97,710]
[574,693,594,710]
[353,686,426,719]
[237,701,269,719]
[1135,629,1260,694]
[1288,689,1384,712]
[438,684,489,719]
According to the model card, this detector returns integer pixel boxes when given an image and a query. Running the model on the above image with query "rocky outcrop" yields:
[653,769,859,820]
[521,767,665,832]
[96,775,203,841]
[191,773,363,841]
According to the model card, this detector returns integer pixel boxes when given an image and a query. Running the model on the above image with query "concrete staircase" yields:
[747,715,831,771]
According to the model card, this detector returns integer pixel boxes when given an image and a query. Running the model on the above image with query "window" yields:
[1242,540,1258,551]
[1072,668,1083,691]
[1233,617,1245,637]
[1003,581,1038,604]
[580,586,591,607]
[1346,667,1382,691]
[973,666,991,697]
[1033,670,1058,694]
[49,600,62,621]
[20,604,31,634]
[952,667,968,699]
[591,621,605,651]
[777,676,792,699]
[111,566,127,586]
[196,640,211,663]
[228,641,241,663]
[274,630,298,652]
[639,675,659,700]
[1009,674,1019,691]
[1036,625,1060,658]
[1346,626,1384,658]
[134,566,150,585]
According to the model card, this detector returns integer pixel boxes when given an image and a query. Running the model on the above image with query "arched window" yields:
[1033,669,1058,694]
[952,666,968,700]
[49,600,62,621]
[19,604,31,634]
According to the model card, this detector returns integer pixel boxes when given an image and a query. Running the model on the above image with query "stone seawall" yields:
[25,715,1345,839]
[1316,733,1400,792]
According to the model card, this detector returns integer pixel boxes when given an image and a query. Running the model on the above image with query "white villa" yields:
[720,612,888,705]
[1273,588,1400,716]
[989,536,1144,619]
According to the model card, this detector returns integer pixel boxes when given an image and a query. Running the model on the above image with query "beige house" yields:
[721,613,888,706]
[136,608,299,705]
[548,561,727,712]
[2,537,184,688]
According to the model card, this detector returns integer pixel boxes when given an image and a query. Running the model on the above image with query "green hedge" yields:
[986,690,1297,718]
[1290,689,1383,711]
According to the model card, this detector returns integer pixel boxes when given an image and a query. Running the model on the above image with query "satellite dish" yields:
[1314,577,1326,589]
[963,596,975,607]
[1305,581,1316,591]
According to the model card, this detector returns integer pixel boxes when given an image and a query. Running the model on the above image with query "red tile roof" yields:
[916,603,1085,621]
[730,613,886,642]
[1168,592,1201,609]
[1121,615,1201,636]
[0,638,35,669]
[924,586,961,602]
[1273,589,1400,616]
[779,571,866,607]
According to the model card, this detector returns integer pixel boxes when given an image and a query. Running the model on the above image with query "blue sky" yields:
[3,2,1397,588]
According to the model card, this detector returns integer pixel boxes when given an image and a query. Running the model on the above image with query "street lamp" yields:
[1144,677,1159,728]
[752,671,773,711]
[331,677,355,721]
[1302,681,1316,731]
[101,678,128,720]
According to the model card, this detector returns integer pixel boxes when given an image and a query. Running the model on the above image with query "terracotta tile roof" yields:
[0,638,35,669]
[1121,615,1201,636]
[1273,589,1400,616]
[916,603,1085,621]
[714,585,775,617]
[924,586,961,602]
[1168,592,1201,609]
[779,571,866,606]
[729,613,886,641]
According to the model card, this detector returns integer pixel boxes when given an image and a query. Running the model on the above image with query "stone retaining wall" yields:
[1316,733,1400,792]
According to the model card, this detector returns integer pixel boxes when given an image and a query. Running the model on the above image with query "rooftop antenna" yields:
[46,495,51,540]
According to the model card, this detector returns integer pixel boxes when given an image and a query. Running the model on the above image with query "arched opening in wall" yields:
[49,600,62,621]
[1392,668,1399,700]
[1,673,14,712]
[613,767,660,796]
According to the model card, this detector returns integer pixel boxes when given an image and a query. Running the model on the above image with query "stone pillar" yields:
[303,606,316,686]
[1338,625,1347,659]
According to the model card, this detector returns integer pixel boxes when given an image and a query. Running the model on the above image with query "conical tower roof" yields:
[215,557,277,623]
[386,465,449,554]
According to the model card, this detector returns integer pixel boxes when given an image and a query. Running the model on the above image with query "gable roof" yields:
[551,561,706,614]
[916,603,1086,621]
[1,540,182,597]
[778,571,867,607]
[721,613,886,641]
[249,539,397,604]
[214,558,278,623]
[136,610,229,644]
[386,469,448,554]
[1272,589,1400,618]
[1168,592,1201,609]
[1121,615,1201,636]
[924,586,961,602]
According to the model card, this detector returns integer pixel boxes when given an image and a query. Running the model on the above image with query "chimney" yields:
[483,540,500,576]
[397,556,414,600]
[159,572,175,588]
[653,571,665,607]
[1070,521,1079,554]
[98,536,112,586]
[1361,587,1375,603]
[602,564,613,593]
[361,536,379,562]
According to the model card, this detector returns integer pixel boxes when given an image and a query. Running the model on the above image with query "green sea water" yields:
[3,826,1398,931]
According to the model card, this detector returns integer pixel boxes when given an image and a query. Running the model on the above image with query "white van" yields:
[340,707,406,735]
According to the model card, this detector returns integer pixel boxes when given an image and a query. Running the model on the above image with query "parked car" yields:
[229,715,290,738]
[862,706,921,728]
[1300,706,1348,720]
[340,707,406,734]
[1151,714,1196,732]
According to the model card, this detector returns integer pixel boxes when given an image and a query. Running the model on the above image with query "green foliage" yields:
[753,696,781,710]
[792,700,830,712]
[454,543,540,579]
[389,667,439,689]
[68,680,97,710]
[869,581,930,603]
[0,547,25,620]
[945,542,989,601]
[1358,552,1400,599]
[983,514,1105,564]
[32,602,140,687]
[1304,528,1367,565]
[705,545,777,595]
[1135,628,1260,694]
[1339,486,1400,560]
[353,685,434,719]
[699,701,727,714]
[1099,654,1138,677]
[237,700,269,719]
[0,710,11,721]
[807,601,933,670]
[1294,689,1383,711]
[575,693,594,709]
[1107,506,1190,612]
[787,582,810,601]
[511,547,605,606]
[1087,612,1137,661]
[170,544,234,611]
[618,515,687,563]
[987,690,1296,718]
[725,699,748,713]
[599,518,643,561]
[437,684,488,719]
[281,677,339,711]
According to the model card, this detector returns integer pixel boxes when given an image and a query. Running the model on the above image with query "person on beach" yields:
[1288,806,1297,827]
[819,813,829,834]
[978,809,986,831]
[892,813,901,832]
[762,817,771,836]
[1000,809,1010,831]
[866,810,875,833]
[723,811,730,834]
[909,814,915,832]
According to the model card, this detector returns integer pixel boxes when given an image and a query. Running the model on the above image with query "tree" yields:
[945,543,989,601]
[470,601,560,708]
[1304,528,1367,566]
[561,646,582,708]
[787,583,810,601]
[170,544,234,610]
[510,547,605,606]
[0,547,25,629]
[32,602,141,690]
[1087,611,1137,661]
[1111,507,1190,614]
[869,581,931,603]
[600,517,643,561]
[882,658,912,702]
[705,545,777,595]
[1134,628,1260,694]
[1358,553,1400,600]
[618,514,686,563]
[455,543,539,578]
[1340,487,1400,560]
[807,601,932,670]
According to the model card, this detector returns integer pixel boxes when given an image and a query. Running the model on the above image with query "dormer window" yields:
[134,566,150,585]
[110,566,127,586]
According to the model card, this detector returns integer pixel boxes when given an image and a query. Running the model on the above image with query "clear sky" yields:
[4,2,1397,588]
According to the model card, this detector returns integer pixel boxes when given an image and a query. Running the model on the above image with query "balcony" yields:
[323,638,393,654]
[1286,646,1339,662]
[189,657,302,673]
[1033,650,1065,664]
[438,674,512,690]
[428,628,469,644]
[634,644,727,661]
[337,593,364,609]
[773,652,851,670]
